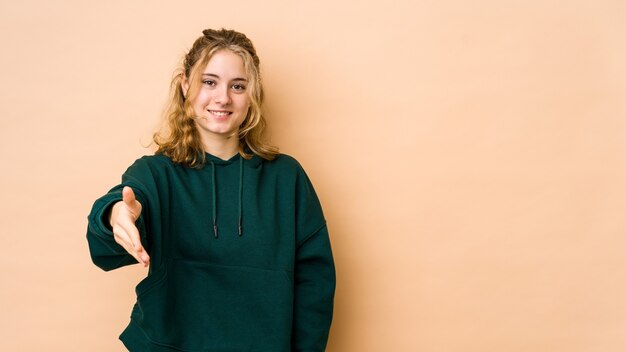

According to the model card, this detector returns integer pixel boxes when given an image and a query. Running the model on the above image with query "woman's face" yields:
[186,50,250,140]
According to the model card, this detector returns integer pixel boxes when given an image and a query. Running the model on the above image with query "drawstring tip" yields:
[213,224,218,239]
[238,225,243,236]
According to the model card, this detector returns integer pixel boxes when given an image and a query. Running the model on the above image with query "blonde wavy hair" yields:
[153,28,278,167]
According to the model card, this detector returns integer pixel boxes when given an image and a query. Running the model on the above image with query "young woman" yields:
[86,28,336,351]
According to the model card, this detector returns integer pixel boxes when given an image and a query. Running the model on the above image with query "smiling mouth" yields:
[209,110,232,116]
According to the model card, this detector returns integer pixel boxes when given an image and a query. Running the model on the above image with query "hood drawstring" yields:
[211,160,218,238]
[210,156,244,239]
[238,156,244,236]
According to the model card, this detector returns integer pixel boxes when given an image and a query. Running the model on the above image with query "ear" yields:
[181,76,189,98]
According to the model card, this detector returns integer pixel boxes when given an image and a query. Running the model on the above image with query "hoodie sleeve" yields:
[292,166,336,352]
[86,157,155,272]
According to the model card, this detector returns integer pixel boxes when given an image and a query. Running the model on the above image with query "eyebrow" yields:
[202,73,248,82]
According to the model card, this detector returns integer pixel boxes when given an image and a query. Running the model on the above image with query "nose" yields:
[213,84,231,105]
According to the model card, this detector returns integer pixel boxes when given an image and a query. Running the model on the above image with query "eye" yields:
[231,83,246,92]
[202,80,216,87]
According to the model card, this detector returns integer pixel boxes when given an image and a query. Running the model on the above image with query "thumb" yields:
[122,186,142,215]
[122,186,136,204]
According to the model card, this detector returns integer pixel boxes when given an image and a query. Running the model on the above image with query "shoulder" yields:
[123,154,176,178]
[263,153,320,191]
[129,153,178,169]
[263,153,306,174]
[134,153,174,166]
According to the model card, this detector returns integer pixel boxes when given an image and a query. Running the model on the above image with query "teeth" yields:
[210,110,230,116]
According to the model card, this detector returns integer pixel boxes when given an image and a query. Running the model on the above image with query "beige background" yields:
[1,0,625,351]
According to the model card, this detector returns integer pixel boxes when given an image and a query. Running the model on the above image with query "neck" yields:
[201,134,240,160]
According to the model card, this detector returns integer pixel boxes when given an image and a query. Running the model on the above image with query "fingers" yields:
[113,220,151,267]
[127,225,150,266]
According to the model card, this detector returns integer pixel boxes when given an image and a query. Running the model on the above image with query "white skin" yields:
[110,49,251,266]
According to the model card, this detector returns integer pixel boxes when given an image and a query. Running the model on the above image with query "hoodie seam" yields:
[128,318,193,351]
[168,257,294,274]
[296,221,328,248]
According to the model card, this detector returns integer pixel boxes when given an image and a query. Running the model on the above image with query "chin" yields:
[208,127,238,136]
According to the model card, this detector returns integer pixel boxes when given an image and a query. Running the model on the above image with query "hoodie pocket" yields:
[135,264,168,299]
[131,259,293,351]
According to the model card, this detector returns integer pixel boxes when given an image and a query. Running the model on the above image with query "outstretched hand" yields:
[110,186,150,267]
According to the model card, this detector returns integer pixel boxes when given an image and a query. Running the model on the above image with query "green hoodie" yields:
[86,153,335,352]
